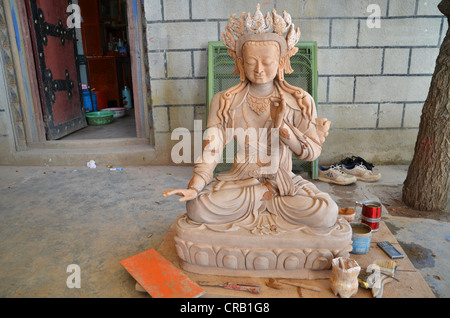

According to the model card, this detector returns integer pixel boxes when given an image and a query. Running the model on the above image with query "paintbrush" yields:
[358,260,398,297]
[371,260,398,298]
[359,260,398,288]
[374,259,397,277]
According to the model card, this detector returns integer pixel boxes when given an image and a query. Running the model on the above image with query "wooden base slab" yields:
[157,216,435,298]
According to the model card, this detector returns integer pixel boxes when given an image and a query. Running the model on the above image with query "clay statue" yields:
[329,257,361,298]
[163,4,352,278]
[164,4,335,231]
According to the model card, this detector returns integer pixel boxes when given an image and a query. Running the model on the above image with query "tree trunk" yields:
[402,0,450,212]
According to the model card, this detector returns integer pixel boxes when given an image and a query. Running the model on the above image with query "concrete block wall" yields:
[144,0,446,165]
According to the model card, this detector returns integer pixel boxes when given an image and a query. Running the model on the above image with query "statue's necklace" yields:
[242,91,274,167]
[242,90,273,149]
[246,91,274,115]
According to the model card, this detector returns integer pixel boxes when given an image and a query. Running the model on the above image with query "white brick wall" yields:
[358,17,442,47]
[355,76,432,102]
[388,0,417,16]
[163,0,190,20]
[151,79,205,105]
[410,47,440,73]
[293,19,330,47]
[383,48,410,74]
[318,104,379,129]
[318,48,383,75]
[277,0,389,18]
[147,22,218,50]
[328,77,355,103]
[166,51,192,77]
[144,0,446,164]
[378,103,404,128]
[330,19,359,47]
[191,0,275,20]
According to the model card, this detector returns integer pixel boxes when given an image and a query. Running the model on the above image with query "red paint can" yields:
[361,216,381,232]
[361,200,382,219]
[356,200,382,232]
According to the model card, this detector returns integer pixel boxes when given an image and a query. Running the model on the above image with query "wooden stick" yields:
[278,279,321,293]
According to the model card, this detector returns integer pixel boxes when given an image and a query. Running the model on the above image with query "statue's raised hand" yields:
[163,188,198,202]
[270,96,287,129]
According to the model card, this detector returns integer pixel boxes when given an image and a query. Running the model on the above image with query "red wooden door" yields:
[27,0,87,140]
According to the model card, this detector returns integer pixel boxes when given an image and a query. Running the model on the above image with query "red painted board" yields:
[120,249,204,298]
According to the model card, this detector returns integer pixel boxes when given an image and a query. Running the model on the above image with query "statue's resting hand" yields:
[163,188,198,202]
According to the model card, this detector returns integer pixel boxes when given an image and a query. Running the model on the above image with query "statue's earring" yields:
[278,58,285,81]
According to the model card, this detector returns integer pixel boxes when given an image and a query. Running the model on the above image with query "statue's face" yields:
[242,41,280,84]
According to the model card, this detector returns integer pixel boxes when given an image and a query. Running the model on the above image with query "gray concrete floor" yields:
[0,164,448,298]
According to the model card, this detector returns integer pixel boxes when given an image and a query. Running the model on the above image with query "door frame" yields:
[126,0,147,140]
[10,0,149,144]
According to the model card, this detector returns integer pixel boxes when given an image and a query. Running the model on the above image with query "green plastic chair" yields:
[207,41,319,179]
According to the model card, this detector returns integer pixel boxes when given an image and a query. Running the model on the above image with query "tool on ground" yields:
[377,241,404,259]
[197,281,261,294]
[266,278,283,290]
[358,259,398,298]
[278,279,321,292]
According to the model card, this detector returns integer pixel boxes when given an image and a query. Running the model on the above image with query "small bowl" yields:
[338,208,356,223]
[101,107,127,118]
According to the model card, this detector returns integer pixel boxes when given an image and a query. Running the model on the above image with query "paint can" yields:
[361,216,381,232]
[355,200,382,232]
[361,200,382,219]
[350,223,372,255]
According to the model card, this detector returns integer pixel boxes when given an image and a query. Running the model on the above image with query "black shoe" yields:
[339,156,375,171]
[340,157,354,167]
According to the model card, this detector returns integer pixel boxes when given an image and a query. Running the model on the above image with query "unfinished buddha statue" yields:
[163,4,352,278]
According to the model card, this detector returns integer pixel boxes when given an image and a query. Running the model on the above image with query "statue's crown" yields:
[222,3,301,57]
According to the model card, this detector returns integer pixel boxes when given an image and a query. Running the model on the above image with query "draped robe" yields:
[186,83,338,231]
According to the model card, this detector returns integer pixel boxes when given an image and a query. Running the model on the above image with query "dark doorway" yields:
[26,0,137,141]
[65,0,136,140]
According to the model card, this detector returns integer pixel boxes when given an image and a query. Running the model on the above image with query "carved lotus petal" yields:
[286,24,301,50]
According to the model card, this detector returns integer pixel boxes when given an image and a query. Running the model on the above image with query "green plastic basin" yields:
[85,111,115,126]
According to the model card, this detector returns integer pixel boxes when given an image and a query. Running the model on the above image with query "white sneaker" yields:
[342,163,381,182]
[318,165,357,185]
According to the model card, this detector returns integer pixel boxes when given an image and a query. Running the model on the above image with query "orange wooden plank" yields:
[120,249,204,298]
